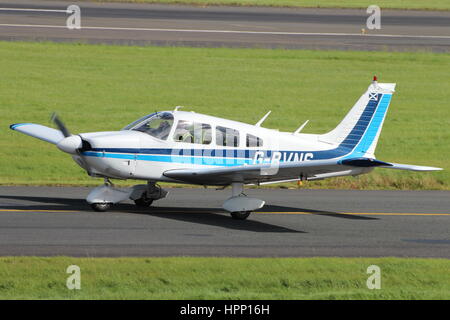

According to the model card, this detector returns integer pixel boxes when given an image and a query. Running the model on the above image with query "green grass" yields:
[70,0,450,11]
[0,257,449,299]
[0,41,448,189]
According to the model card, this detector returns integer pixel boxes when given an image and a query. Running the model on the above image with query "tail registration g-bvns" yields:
[10,77,442,220]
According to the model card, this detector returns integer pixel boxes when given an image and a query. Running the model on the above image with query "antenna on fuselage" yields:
[174,106,184,112]
[293,120,309,135]
[255,111,271,127]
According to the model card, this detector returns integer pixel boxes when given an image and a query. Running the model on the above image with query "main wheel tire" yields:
[230,211,251,220]
[91,202,112,212]
[134,192,154,207]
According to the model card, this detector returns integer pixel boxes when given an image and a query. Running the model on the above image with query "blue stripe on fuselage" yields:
[82,151,252,166]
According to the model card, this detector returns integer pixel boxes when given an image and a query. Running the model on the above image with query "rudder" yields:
[320,77,395,158]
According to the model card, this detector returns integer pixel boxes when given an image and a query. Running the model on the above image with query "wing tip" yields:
[405,165,443,172]
[427,167,443,171]
[10,123,31,130]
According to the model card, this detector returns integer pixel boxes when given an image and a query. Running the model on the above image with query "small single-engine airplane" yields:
[10,77,442,219]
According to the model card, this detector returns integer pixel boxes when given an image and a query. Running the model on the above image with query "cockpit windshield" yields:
[123,112,174,140]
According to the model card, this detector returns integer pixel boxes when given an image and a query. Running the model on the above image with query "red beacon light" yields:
[373,75,378,82]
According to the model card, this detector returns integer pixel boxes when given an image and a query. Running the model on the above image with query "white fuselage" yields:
[75,110,366,184]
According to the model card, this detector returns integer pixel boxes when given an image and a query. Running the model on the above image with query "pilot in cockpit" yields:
[148,120,170,139]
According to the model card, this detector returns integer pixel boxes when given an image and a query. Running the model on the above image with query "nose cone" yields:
[56,135,82,154]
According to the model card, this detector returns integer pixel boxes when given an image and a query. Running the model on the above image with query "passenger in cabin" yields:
[174,121,194,143]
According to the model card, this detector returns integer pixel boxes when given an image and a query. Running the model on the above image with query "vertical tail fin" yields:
[320,77,396,158]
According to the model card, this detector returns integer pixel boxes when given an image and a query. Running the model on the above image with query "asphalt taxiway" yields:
[0,186,449,257]
[0,0,450,51]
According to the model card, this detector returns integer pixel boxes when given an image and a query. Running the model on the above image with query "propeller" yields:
[51,113,71,137]
[51,113,93,176]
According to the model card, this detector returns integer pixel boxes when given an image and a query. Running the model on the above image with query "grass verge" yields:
[0,257,449,299]
[0,41,448,189]
[68,0,450,11]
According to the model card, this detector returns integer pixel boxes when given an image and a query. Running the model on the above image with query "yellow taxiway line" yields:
[257,212,450,216]
[0,209,449,216]
[0,209,77,213]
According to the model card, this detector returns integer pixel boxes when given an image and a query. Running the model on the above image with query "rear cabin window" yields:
[173,120,212,144]
[216,126,239,147]
[246,134,263,147]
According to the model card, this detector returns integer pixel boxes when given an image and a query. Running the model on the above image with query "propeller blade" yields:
[51,112,71,137]
[50,113,93,176]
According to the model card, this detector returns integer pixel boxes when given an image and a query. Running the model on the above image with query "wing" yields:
[163,157,442,185]
[163,159,346,185]
[10,123,64,144]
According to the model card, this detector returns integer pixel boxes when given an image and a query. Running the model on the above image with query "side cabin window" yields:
[246,134,263,147]
[173,120,212,144]
[216,126,239,147]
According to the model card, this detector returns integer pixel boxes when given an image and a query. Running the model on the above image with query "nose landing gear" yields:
[87,180,167,212]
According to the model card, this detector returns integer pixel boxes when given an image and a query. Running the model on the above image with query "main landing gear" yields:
[87,179,167,212]
[87,180,264,220]
[133,193,154,207]
[91,202,112,212]
[222,182,265,220]
[230,211,252,220]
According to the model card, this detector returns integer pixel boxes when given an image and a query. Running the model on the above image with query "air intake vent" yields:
[80,139,92,152]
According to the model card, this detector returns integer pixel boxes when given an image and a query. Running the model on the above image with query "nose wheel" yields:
[87,180,168,212]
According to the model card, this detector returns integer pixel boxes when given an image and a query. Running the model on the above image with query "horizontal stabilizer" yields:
[341,157,442,171]
[10,123,64,144]
[379,162,443,172]
[340,158,392,167]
